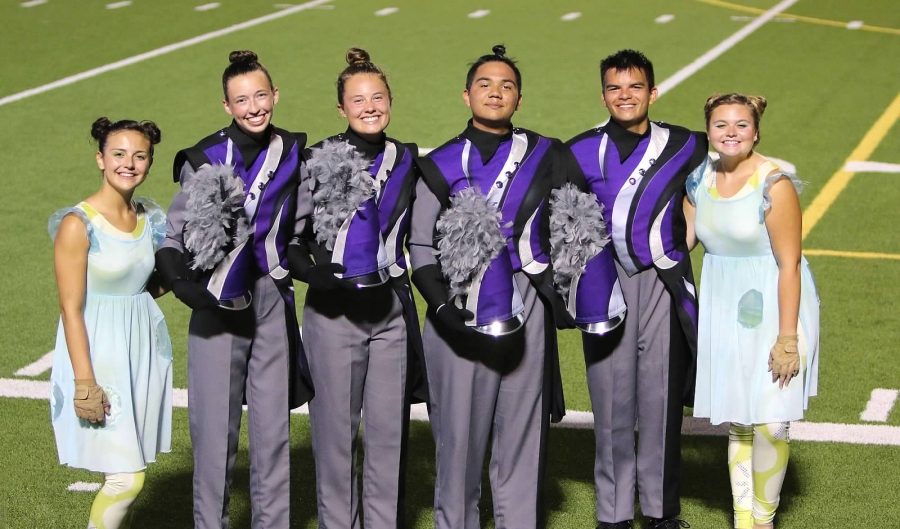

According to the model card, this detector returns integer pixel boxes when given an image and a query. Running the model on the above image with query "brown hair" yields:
[222,50,274,99]
[91,116,161,156]
[704,93,768,146]
[336,47,391,104]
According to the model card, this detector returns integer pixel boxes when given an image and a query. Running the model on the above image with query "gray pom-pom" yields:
[183,163,250,271]
[436,187,506,297]
[307,139,375,250]
[549,183,609,298]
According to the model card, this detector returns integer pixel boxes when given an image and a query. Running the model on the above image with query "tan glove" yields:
[73,378,110,423]
[768,335,800,389]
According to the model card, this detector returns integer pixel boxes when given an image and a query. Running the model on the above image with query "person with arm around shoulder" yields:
[49,116,172,529]
[408,44,566,529]
[287,46,426,529]
[563,49,708,529]
[684,93,819,529]
[155,50,312,529]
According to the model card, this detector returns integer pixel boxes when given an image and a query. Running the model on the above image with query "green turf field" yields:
[1,0,898,527]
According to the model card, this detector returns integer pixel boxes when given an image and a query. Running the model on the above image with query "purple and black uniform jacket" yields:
[413,123,566,421]
[169,121,306,300]
[564,119,708,402]
[164,121,312,407]
[298,129,418,280]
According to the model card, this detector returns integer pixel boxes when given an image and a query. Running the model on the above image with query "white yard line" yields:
[655,0,798,97]
[375,7,399,16]
[68,481,102,492]
[194,2,221,11]
[105,1,132,9]
[561,12,581,22]
[843,160,900,174]
[6,378,899,445]
[21,0,48,7]
[14,351,53,377]
[860,388,899,422]
[0,0,334,107]
[467,9,490,19]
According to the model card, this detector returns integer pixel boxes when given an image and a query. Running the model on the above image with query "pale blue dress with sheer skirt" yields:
[48,198,172,473]
[689,157,819,425]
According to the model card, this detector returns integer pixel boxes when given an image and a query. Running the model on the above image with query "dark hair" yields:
[336,47,392,104]
[704,93,768,146]
[465,44,522,91]
[222,50,274,99]
[90,117,162,156]
[600,49,655,88]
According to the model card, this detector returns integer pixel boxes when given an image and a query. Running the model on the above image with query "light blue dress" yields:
[48,198,172,473]
[689,157,819,425]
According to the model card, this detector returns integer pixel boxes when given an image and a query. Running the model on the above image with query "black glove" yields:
[156,247,218,310]
[171,279,219,310]
[412,264,476,335]
[435,302,475,334]
[287,243,355,291]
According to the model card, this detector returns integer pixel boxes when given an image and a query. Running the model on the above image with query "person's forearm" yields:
[776,262,801,336]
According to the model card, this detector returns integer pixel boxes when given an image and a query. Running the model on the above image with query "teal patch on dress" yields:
[51,382,64,420]
[737,289,763,328]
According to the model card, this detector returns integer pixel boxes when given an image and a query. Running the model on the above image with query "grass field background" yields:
[1,0,898,527]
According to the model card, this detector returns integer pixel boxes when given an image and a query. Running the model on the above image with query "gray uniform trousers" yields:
[188,275,292,529]
[303,282,409,529]
[583,262,687,523]
[426,272,547,529]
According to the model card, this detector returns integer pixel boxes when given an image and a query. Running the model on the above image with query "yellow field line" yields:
[697,0,900,36]
[805,249,900,261]
[802,93,900,240]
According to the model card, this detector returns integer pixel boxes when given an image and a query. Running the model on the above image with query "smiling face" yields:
[601,67,657,134]
[95,130,152,194]
[223,69,279,138]
[463,61,521,134]
[707,103,758,161]
[339,73,391,141]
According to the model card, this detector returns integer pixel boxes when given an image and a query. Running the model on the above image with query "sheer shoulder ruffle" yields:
[685,154,713,206]
[135,197,166,249]
[760,166,804,223]
[48,206,93,246]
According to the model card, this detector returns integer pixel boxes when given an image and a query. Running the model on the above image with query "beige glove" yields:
[73,378,110,423]
[768,335,800,389]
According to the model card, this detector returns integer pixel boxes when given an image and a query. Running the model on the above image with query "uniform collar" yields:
[463,119,513,163]
[605,118,651,163]
[226,121,274,169]
[342,127,386,159]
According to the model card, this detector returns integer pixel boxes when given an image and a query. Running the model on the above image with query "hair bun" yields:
[90,117,113,141]
[140,121,162,145]
[492,44,506,57]
[748,95,768,116]
[346,47,371,66]
[229,50,258,65]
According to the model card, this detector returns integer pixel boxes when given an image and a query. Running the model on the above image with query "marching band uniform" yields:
[409,122,564,529]
[290,128,425,529]
[564,118,707,524]
[158,121,312,529]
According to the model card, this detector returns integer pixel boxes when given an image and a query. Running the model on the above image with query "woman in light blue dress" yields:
[49,117,172,529]
[684,94,819,529]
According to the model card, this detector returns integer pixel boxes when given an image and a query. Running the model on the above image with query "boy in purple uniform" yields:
[563,49,707,529]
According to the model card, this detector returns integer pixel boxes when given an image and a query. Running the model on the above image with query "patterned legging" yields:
[87,471,145,529]
[728,423,790,528]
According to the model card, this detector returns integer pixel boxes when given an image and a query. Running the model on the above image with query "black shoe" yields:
[597,522,633,529]
[647,518,690,529]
